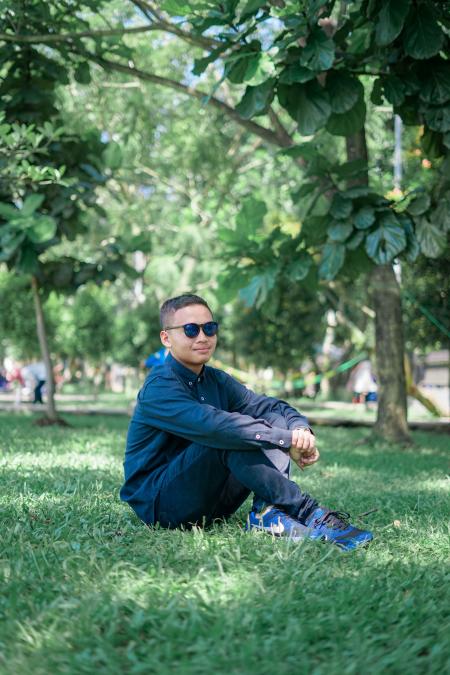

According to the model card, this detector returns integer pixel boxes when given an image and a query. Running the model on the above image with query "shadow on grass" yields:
[2,522,449,675]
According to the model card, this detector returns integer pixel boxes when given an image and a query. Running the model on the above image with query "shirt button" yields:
[189,381,193,386]
[279,440,285,445]
[200,396,205,401]
[255,434,261,439]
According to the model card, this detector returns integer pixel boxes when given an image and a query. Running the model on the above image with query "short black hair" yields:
[160,293,212,329]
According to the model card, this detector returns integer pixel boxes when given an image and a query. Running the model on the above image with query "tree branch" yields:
[92,54,293,148]
[0,24,163,44]
[130,0,221,49]
[267,106,295,147]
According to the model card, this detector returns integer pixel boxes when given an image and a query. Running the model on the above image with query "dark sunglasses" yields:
[164,321,219,338]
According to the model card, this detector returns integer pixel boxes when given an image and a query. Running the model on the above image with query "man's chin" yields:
[193,348,212,359]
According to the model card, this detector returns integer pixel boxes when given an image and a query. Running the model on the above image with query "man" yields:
[22,360,46,404]
[120,294,373,551]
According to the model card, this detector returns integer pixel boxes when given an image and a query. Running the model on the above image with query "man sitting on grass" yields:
[120,293,373,551]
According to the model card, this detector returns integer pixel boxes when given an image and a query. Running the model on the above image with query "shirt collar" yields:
[166,352,205,385]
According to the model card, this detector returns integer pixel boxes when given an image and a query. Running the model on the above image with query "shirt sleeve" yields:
[224,372,312,433]
[132,372,293,451]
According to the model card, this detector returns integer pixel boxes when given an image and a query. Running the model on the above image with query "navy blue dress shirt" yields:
[120,353,310,524]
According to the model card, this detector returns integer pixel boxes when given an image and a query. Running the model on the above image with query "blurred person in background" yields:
[22,360,47,404]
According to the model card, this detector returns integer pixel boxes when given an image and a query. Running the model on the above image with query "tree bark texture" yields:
[31,276,58,422]
[370,264,410,442]
[346,130,410,443]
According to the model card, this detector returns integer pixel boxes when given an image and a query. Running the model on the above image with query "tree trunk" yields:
[346,130,410,443]
[369,265,410,442]
[31,275,58,422]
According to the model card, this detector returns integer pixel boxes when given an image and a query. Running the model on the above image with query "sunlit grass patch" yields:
[0,412,449,674]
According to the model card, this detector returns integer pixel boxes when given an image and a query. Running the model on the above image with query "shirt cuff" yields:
[293,425,315,435]
[253,427,293,450]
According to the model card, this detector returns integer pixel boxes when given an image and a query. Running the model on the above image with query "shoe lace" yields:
[314,510,351,531]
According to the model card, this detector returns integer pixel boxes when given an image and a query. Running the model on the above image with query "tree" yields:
[0,2,134,422]
[4,0,449,439]
[117,0,448,442]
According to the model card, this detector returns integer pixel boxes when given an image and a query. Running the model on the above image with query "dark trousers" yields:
[155,444,318,529]
[33,379,45,404]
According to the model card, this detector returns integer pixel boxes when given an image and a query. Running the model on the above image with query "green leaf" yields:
[433,199,450,232]
[330,193,352,219]
[319,242,345,280]
[279,65,315,85]
[81,163,107,182]
[346,230,365,250]
[126,233,152,254]
[326,91,366,136]
[21,193,45,217]
[375,0,410,46]
[407,193,431,216]
[419,62,450,104]
[326,72,362,114]
[17,245,39,274]
[423,106,450,133]
[300,27,335,71]
[354,206,375,229]
[292,182,317,201]
[241,0,266,17]
[347,26,371,54]
[236,79,275,119]
[0,230,26,260]
[236,197,267,237]
[415,217,446,258]
[331,158,368,179]
[0,202,20,220]
[219,227,239,245]
[216,269,251,304]
[383,75,405,106]
[328,222,353,242]
[281,143,317,161]
[193,45,228,76]
[226,48,261,84]
[365,213,407,263]
[403,7,444,60]
[277,81,331,136]
[306,0,329,16]
[301,215,328,246]
[27,216,57,243]
[160,0,192,14]
[398,213,420,262]
[239,269,277,308]
[74,62,91,84]
[285,252,312,282]
[371,78,383,105]
[341,186,372,199]
[420,128,445,159]
[103,141,122,170]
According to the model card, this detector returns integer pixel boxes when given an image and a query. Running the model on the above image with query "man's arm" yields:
[133,372,293,452]
[223,372,319,468]
[224,371,312,431]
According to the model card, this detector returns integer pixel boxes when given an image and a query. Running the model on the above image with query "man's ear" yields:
[160,330,171,348]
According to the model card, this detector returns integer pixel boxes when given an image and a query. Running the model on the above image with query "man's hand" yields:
[289,428,320,470]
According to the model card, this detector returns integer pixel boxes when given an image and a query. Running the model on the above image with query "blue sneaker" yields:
[304,507,373,551]
[246,505,309,541]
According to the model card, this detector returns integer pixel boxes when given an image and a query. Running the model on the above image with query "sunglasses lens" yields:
[203,322,219,336]
[184,323,200,338]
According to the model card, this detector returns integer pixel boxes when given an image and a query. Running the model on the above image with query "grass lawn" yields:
[0,413,449,674]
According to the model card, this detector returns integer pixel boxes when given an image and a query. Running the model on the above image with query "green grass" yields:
[0,413,449,674]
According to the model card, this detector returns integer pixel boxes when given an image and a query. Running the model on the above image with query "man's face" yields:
[160,304,217,374]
